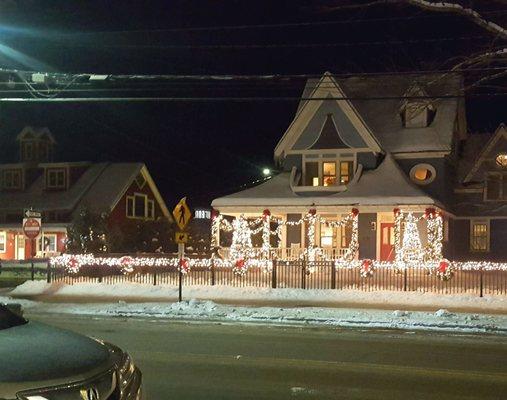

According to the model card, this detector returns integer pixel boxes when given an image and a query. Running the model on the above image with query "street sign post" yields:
[22,216,41,259]
[172,198,192,302]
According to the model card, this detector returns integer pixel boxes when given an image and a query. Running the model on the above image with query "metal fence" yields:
[48,259,507,297]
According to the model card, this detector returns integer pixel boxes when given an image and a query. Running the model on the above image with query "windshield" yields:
[0,304,27,330]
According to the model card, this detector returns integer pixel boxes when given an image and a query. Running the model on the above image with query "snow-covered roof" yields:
[212,154,438,208]
[291,73,461,154]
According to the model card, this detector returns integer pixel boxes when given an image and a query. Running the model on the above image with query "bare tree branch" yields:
[322,0,507,40]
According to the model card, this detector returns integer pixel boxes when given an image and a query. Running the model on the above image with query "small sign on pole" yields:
[175,232,189,244]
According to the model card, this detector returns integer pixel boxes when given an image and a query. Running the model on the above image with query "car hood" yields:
[0,320,114,397]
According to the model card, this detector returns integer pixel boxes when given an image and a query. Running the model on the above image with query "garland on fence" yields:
[51,254,507,282]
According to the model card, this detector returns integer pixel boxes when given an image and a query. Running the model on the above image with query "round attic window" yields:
[496,153,507,168]
[410,164,436,185]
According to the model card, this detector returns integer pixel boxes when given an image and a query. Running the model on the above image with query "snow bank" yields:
[10,281,507,312]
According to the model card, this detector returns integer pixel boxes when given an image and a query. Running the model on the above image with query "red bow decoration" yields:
[235,259,245,269]
[263,209,271,219]
[362,259,372,271]
[438,260,449,274]
[211,209,219,220]
[425,208,436,219]
[179,258,190,273]
[393,208,401,216]
[351,208,359,217]
[308,208,317,216]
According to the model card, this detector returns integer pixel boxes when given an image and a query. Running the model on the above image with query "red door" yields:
[380,223,395,261]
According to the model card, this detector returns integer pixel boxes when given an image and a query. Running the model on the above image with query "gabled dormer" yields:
[399,83,436,128]
[274,72,382,193]
[463,124,507,201]
[16,126,56,163]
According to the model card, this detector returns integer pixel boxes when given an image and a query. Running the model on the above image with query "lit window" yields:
[305,162,319,186]
[320,224,334,247]
[0,231,6,252]
[340,161,353,184]
[3,169,22,189]
[323,162,336,186]
[410,164,436,185]
[38,234,57,253]
[496,153,507,168]
[47,169,66,189]
[470,221,489,252]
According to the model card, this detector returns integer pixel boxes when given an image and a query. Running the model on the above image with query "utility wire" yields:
[71,10,507,35]
[0,93,504,103]
[66,35,493,50]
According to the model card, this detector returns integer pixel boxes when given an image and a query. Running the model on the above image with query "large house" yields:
[212,72,506,262]
[0,126,171,260]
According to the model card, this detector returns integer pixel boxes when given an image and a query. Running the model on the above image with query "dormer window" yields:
[3,169,22,189]
[399,83,436,128]
[303,155,354,187]
[46,168,66,189]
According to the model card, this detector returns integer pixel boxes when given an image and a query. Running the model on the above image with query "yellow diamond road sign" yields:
[173,197,192,230]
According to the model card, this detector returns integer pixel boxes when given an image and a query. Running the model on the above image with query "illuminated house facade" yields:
[212,73,507,262]
[0,127,171,260]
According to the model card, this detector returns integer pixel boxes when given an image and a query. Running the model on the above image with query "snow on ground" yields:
[9,280,507,312]
[3,281,507,334]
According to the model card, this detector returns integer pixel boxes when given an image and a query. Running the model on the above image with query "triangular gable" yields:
[399,82,434,112]
[274,72,382,161]
[463,124,507,183]
[309,113,351,150]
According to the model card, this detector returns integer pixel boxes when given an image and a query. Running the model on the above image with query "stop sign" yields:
[23,218,41,239]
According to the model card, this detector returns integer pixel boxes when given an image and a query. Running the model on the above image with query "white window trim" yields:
[409,163,436,186]
[302,154,356,187]
[38,233,58,254]
[469,219,490,253]
[126,193,154,220]
[0,231,6,253]
[46,168,67,189]
[3,169,22,189]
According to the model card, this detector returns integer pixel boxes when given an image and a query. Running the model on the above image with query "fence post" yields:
[479,269,483,298]
[46,261,51,283]
[301,258,306,289]
[271,259,277,289]
[211,259,216,286]
[403,268,408,292]
[331,261,336,290]
[153,270,157,286]
[98,275,103,283]
[31,262,35,281]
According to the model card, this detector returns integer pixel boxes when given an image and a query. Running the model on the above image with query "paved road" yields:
[27,313,507,400]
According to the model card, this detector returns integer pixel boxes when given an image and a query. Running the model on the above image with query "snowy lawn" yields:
[9,280,507,312]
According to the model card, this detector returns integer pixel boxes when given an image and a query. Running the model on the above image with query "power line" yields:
[71,10,507,35]
[66,35,493,50]
[0,93,504,103]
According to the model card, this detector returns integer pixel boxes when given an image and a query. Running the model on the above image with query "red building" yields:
[0,126,171,260]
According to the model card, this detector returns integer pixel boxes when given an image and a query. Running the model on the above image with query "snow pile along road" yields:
[9,281,507,313]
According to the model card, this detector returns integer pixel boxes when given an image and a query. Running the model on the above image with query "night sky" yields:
[0,0,504,207]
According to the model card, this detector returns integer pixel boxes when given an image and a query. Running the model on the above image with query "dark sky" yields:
[0,0,504,207]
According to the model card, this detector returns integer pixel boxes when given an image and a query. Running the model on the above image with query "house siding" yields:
[286,214,302,247]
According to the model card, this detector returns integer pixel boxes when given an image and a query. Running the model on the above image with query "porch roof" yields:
[212,154,440,208]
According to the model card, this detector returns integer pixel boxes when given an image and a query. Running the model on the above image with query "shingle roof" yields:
[212,154,438,208]
[0,162,143,215]
[296,73,462,154]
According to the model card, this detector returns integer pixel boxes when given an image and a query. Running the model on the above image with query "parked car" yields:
[0,304,142,399]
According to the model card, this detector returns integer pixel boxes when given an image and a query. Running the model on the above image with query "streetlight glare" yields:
[262,168,271,176]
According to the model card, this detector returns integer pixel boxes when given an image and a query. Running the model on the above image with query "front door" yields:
[15,235,25,260]
[380,223,395,261]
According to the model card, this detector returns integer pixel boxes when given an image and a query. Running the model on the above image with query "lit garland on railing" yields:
[51,254,507,281]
